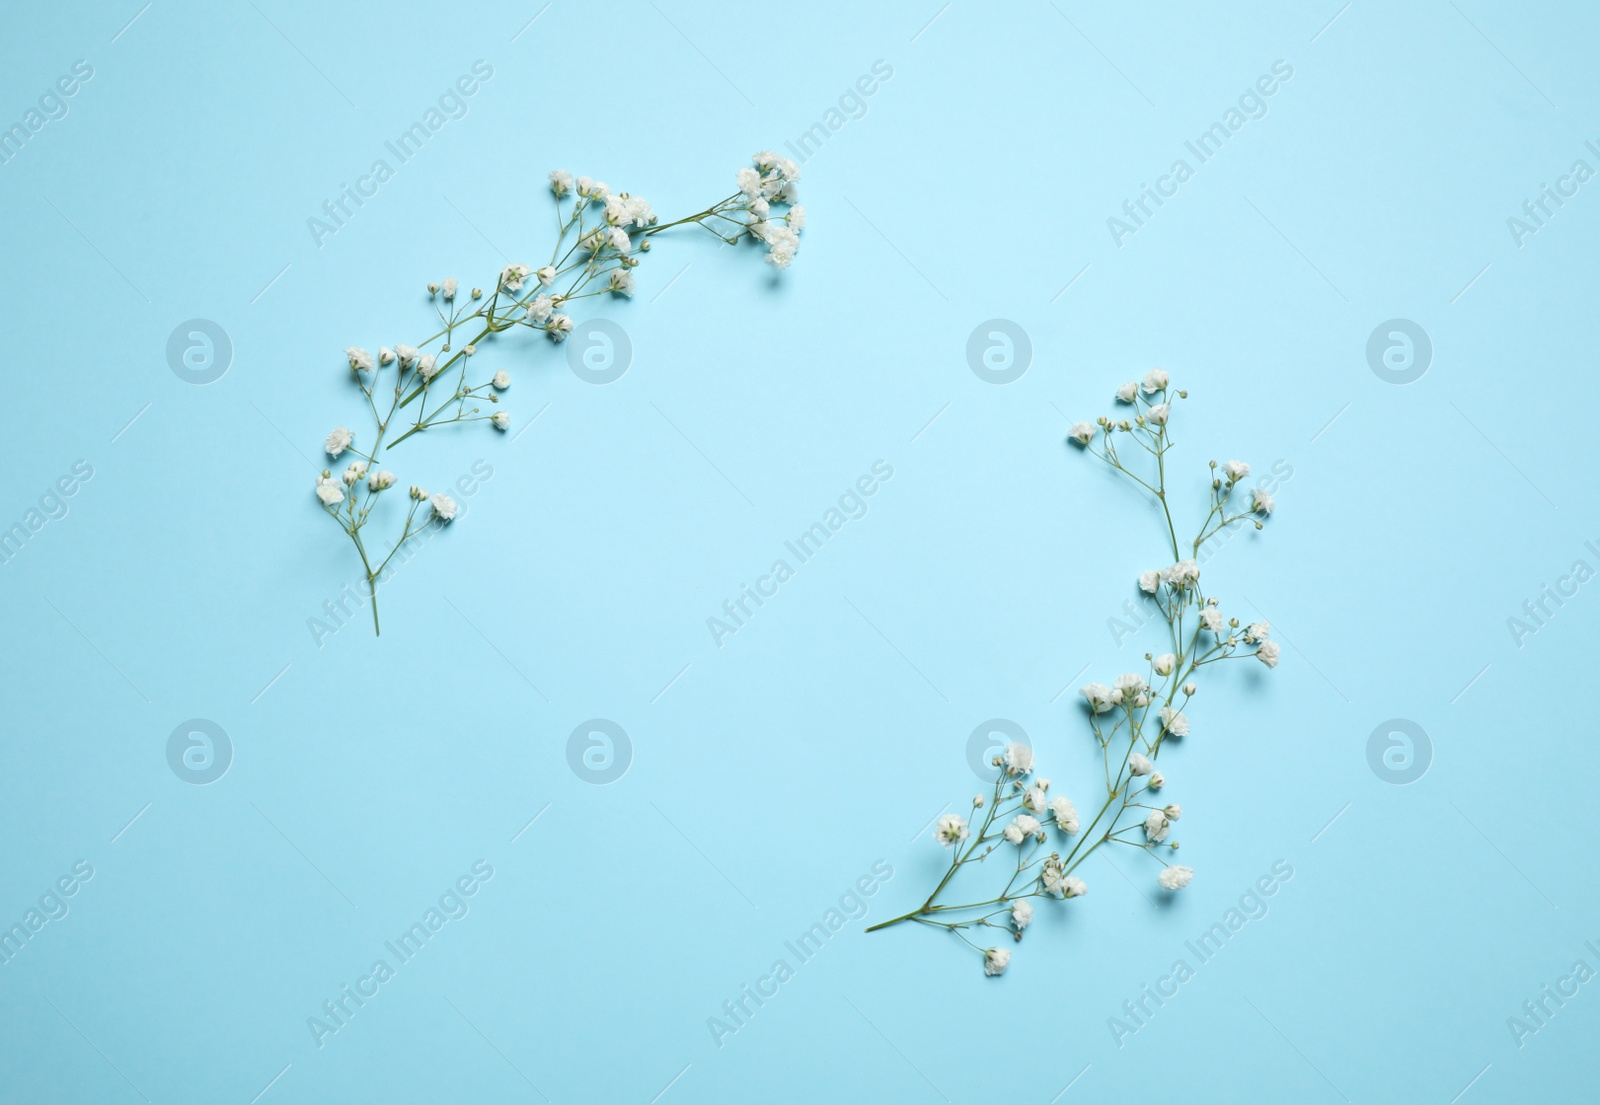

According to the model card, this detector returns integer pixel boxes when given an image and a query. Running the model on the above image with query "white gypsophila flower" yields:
[1129,753,1153,776]
[501,263,532,291]
[527,295,553,324]
[342,461,367,486]
[1050,794,1079,834]
[491,411,509,431]
[324,426,353,457]
[935,813,969,847]
[608,226,632,254]
[750,196,771,219]
[787,204,806,232]
[1199,607,1225,634]
[1162,559,1199,588]
[1003,822,1024,845]
[1246,620,1270,640]
[1145,810,1170,843]
[1256,640,1281,668]
[1164,803,1182,820]
[1069,422,1097,446]
[984,947,1011,976]
[1004,741,1033,775]
[536,265,555,287]
[416,355,439,380]
[549,169,574,196]
[1223,460,1250,481]
[1015,814,1041,837]
[492,370,510,390]
[394,344,418,366]
[608,269,635,297]
[1158,707,1189,737]
[1252,488,1275,514]
[1133,691,1151,708]
[379,346,395,365]
[1115,672,1147,697]
[752,149,781,171]
[1062,876,1087,898]
[314,476,344,506]
[1153,653,1176,676]
[1022,786,1047,814]
[1011,899,1033,931]
[345,346,375,373]
[1159,865,1194,891]
[1116,381,1139,403]
[367,469,396,491]
[603,194,630,226]
[430,493,457,522]
[1149,771,1165,790]
[547,315,573,341]
[973,794,985,808]
[1081,683,1119,713]
[737,166,762,197]
[1183,682,1197,696]
[1146,403,1170,426]
[764,225,800,269]
[442,278,457,300]
[408,485,427,501]
[626,195,656,226]
[576,176,606,200]
[1142,368,1169,393]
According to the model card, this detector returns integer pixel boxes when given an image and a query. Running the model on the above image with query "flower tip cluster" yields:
[1158,865,1194,891]
[983,946,1011,976]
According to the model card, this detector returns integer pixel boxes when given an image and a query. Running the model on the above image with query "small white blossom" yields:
[547,315,573,341]
[1069,422,1097,446]
[1115,672,1147,697]
[1245,620,1270,642]
[1158,707,1189,737]
[787,204,806,232]
[1011,899,1033,931]
[1022,786,1047,814]
[394,344,419,366]
[1158,865,1194,891]
[1061,876,1086,898]
[500,263,532,291]
[983,947,1011,976]
[442,277,457,300]
[1129,753,1153,776]
[1139,569,1161,594]
[737,166,762,197]
[1116,381,1139,402]
[1003,742,1034,775]
[430,493,458,522]
[536,265,555,287]
[367,469,396,491]
[491,411,509,431]
[1162,559,1200,588]
[324,426,353,457]
[1149,771,1165,790]
[1252,488,1275,514]
[378,346,395,365]
[341,461,367,486]
[1183,682,1197,696]
[1145,403,1170,426]
[1145,810,1170,842]
[1081,683,1119,713]
[608,268,635,297]
[1199,607,1225,634]
[549,169,574,196]
[1164,804,1182,820]
[934,813,969,847]
[527,295,553,324]
[416,355,439,380]
[1223,460,1250,481]
[763,225,800,268]
[1050,795,1079,834]
[492,370,510,390]
[314,477,343,506]
[1142,368,1169,393]
[345,346,375,373]
[1256,640,1281,668]
[1153,653,1175,676]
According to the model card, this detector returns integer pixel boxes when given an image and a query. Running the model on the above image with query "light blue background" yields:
[2,1,1597,1102]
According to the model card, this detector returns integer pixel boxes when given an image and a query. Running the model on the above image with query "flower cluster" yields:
[868,375,1276,975]
[314,153,806,634]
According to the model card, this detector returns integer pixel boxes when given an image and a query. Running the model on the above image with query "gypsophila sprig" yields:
[866,374,1277,975]
[314,153,805,635]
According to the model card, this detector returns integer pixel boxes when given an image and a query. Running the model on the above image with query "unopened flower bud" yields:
[1183,682,1196,696]
[1149,771,1165,790]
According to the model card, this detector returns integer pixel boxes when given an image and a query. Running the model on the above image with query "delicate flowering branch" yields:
[867,373,1279,976]
[313,152,806,635]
